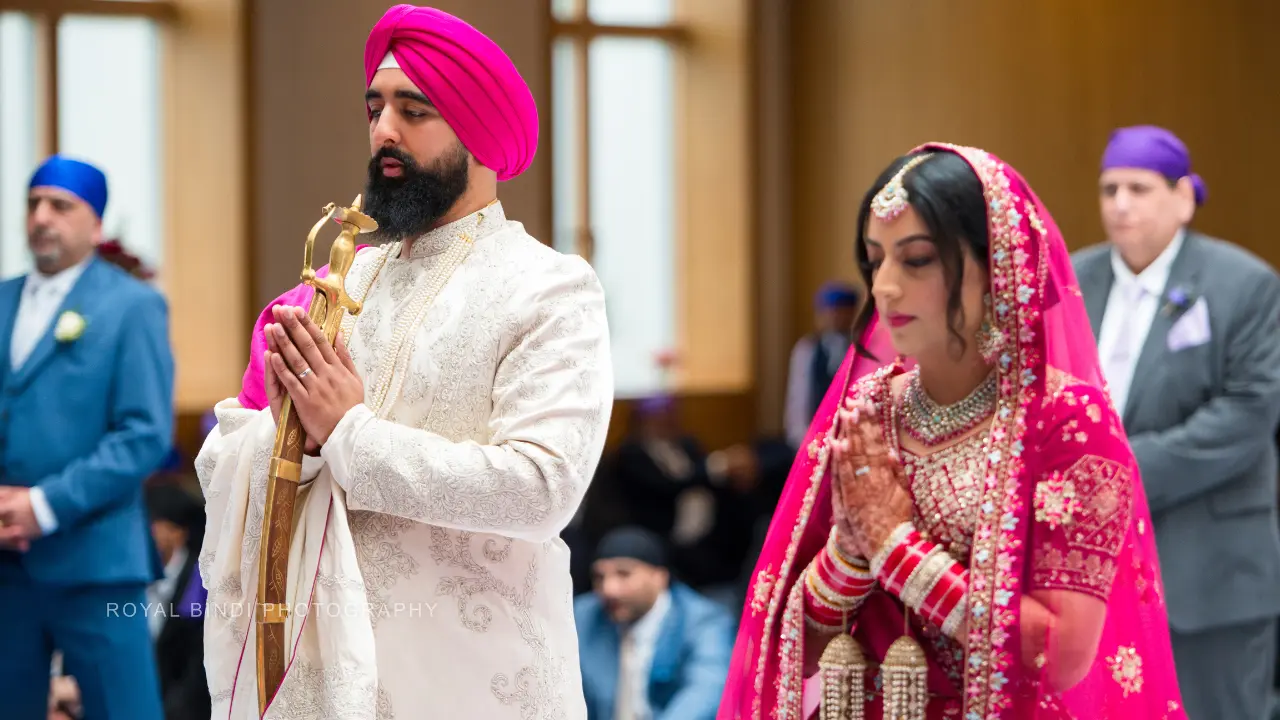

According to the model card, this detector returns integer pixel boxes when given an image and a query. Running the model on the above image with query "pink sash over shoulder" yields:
[237,247,371,410]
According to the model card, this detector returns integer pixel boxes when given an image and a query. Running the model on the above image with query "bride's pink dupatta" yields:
[718,144,1185,719]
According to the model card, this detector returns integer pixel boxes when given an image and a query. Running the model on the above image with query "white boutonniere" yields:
[53,310,87,343]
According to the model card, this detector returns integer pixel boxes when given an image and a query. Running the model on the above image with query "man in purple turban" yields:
[197,6,612,718]
[1074,125,1280,720]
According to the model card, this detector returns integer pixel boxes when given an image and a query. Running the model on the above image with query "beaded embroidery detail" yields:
[902,431,990,561]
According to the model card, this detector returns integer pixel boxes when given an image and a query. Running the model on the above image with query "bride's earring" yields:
[975,293,1004,365]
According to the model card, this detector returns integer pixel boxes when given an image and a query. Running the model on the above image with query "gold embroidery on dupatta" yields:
[1133,553,1163,605]
[772,580,811,720]
[1026,202,1047,237]
[937,145,1039,720]
[1042,367,1089,407]
[751,565,777,615]
[752,426,827,717]
[752,368,888,720]
[1033,473,1079,530]
[1046,367,1127,440]
[1032,455,1132,599]
[1106,645,1144,696]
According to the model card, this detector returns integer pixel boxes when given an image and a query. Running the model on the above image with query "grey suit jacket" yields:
[1073,231,1280,633]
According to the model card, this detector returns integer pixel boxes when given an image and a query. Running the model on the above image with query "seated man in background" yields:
[608,397,712,545]
[574,526,734,720]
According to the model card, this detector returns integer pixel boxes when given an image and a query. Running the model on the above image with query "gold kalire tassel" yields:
[819,632,866,720]
[881,633,928,720]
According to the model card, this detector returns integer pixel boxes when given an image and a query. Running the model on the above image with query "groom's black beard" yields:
[362,144,470,242]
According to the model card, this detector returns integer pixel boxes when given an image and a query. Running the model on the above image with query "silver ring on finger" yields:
[297,367,313,380]
[855,465,870,476]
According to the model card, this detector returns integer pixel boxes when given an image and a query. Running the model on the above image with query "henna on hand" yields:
[831,401,915,558]
[828,473,863,559]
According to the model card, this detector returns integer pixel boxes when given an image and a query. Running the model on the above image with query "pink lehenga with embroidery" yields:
[717,144,1186,720]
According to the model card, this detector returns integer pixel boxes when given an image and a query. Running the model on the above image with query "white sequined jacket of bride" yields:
[195,203,613,720]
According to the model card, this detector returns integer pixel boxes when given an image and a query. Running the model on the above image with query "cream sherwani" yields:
[195,203,612,719]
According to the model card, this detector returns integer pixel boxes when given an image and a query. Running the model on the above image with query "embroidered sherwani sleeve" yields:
[322,256,613,542]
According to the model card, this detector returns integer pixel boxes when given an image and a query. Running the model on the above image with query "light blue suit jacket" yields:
[575,582,734,720]
[0,257,174,586]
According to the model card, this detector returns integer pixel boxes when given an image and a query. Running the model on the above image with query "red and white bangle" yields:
[870,521,968,638]
[803,528,876,632]
[804,571,853,632]
[821,527,876,595]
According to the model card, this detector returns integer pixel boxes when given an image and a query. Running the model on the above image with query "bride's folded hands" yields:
[830,401,914,560]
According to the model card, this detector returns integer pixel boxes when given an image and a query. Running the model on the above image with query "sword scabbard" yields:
[256,393,307,715]
[254,195,373,717]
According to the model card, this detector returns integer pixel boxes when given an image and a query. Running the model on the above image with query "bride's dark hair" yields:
[851,149,990,360]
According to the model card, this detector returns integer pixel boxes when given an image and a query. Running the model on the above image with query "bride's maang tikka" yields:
[870,153,934,221]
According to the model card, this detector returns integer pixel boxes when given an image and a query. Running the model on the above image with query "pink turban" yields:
[364,5,538,182]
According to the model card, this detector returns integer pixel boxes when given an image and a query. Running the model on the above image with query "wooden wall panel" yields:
[789,0,1280,344]
[674,0,753,394]
[165,0,246,412]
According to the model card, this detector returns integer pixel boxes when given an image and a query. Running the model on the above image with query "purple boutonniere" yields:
[1161,286,1196,316]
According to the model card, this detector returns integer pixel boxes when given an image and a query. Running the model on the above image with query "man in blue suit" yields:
[0,155,174,719]
[575,526,734,720]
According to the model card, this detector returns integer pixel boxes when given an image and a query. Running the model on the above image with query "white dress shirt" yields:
[1096,229,1184,418]
[145,545,189,639]
[784,331,850,449]
[10,256,91,370]
[8,255,93,535]
[615,589,672,720]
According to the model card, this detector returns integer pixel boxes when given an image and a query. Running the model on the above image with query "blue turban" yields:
[595,526,667,568]
[815,281,860,309]
[29,155,108,219]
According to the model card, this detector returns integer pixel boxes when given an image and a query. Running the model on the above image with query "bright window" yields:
[551,3,684,398]
[0,1,173,280]
[58,14,163,271]
[0,12,39,278]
